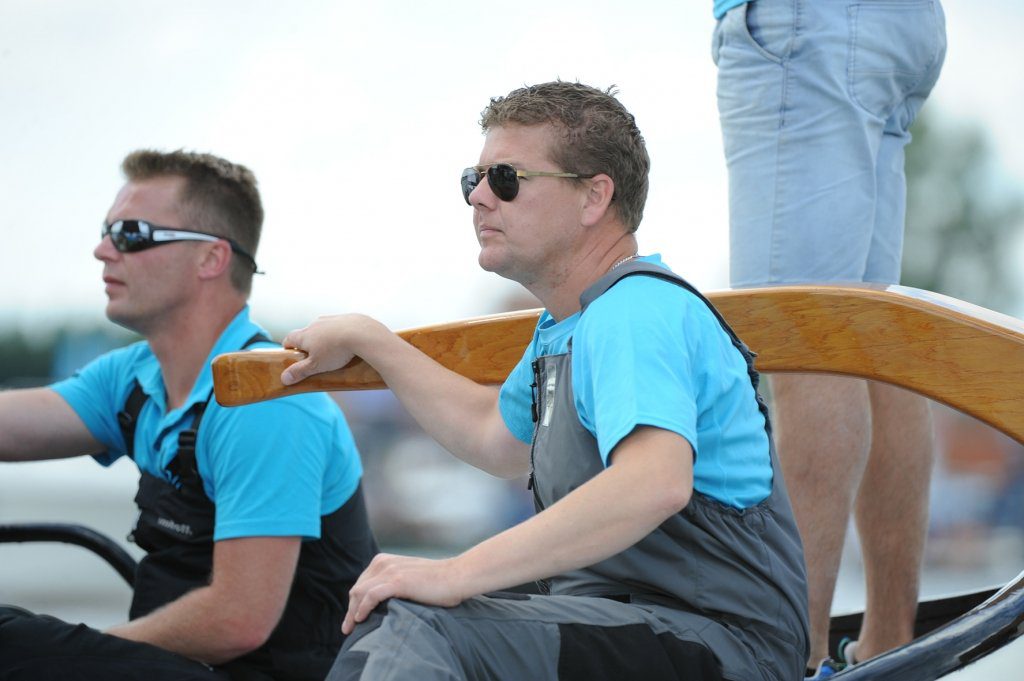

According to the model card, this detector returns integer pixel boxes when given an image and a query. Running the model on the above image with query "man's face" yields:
[95,175,201,333]
[468,124,587,286]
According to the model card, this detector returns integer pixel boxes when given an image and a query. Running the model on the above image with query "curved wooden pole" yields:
[212,284,1024,444]
[212,310,540,405]
[715,284,1024,444]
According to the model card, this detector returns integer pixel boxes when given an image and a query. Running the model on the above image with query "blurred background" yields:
[1,0,1023,628]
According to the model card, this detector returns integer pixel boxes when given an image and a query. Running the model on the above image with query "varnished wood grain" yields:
[714,284,1024,444]
[212,284,1024,444]
[211,310,540,405]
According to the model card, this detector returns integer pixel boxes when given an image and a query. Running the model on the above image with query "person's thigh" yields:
[863,1,947,283]
[0,606,226,681]
[716,0,944,287]
[330,594,728,681]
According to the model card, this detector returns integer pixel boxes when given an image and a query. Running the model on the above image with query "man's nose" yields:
[94,234,119,262]
[469,175,497,208]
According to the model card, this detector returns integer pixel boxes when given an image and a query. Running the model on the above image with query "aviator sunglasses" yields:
[101,219,262,273]
[461,163,595,205]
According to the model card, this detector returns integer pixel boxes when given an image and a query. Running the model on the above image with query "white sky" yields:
[2,0,1022,334]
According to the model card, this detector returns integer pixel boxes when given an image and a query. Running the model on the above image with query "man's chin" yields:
[478,251,508,277]
[105,305,143,334]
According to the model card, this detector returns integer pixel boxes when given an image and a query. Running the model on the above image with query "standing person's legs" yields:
[717,3,886,664]
[771,375,871,665]
[766,378,932,667]
[715,0,945,669]
[850,10,944,659]
[853,384,934,661]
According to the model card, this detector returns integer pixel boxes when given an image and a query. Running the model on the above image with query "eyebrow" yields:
[478,159,524,166]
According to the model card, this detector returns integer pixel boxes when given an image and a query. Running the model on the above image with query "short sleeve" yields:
[50,344,144,464]
[572,277,702,463]
[199,395,358,541]
[498,346,539,444]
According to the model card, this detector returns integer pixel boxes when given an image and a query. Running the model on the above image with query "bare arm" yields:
[0,387,102,461]
[341,426,693,633]
[106,535,301,665]
[282,314,529,477]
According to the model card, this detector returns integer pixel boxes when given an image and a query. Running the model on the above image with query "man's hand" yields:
[342,553,467,635]
[341,428,694,636]
[282,312,530,478]
[281,313,385,385]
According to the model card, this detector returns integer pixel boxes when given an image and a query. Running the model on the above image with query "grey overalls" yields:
[330,262,808,681]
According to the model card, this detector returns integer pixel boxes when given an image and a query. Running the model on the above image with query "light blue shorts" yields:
[713,0,946,287]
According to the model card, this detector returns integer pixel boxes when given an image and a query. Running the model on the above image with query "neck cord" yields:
[610,253,639,271]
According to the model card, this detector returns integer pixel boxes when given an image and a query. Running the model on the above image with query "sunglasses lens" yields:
[461,168,481,205]
[487,164,520,201]
[460,164,520,204]
[105,220,150,252]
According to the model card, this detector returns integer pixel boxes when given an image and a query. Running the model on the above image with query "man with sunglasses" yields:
[0,150,377,680]
[282,81,808,681]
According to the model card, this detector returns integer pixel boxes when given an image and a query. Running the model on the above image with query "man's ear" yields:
[581,174,615,227]
[197,240,233,281]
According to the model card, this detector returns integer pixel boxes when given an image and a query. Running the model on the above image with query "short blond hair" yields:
[122,149,263,295]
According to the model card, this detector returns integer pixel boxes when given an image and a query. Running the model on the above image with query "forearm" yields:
[451,474,675,594]
[0,388,100,461]
[451,428,693,595]
[106,585,262,664]
[107,536,299,665]
[342,316,528,477]
[340,430,693,633]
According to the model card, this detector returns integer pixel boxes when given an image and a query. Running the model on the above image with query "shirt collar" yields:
[133,305,270,416]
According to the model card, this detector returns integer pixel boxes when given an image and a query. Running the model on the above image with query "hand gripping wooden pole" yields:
[212,284,1024,446]
[212,309,540,403]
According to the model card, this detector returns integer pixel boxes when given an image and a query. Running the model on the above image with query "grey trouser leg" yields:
[327,593,732,681]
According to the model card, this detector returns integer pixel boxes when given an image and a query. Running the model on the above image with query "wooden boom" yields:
[212,284,1024,445]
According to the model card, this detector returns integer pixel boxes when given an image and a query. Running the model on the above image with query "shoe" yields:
[804,657,845,680]
[837,637,859,666]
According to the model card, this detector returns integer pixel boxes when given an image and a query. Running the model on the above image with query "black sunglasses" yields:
[101,219,262,274]
[461,163,595,205]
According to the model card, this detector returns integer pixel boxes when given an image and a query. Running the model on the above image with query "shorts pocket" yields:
[847,1,943,118]
[727,0,797,64]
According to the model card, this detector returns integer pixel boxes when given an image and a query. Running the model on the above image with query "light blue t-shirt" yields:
[51,306,363,541]
[499,255,772,509]
[714,0,749,20]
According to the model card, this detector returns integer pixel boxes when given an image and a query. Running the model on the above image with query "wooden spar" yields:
[212,284,1024,445]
